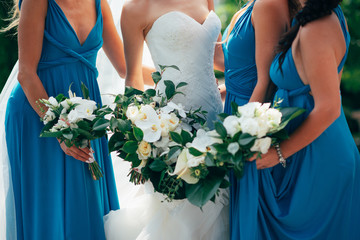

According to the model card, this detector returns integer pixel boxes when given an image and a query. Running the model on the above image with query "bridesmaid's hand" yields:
[255,147,280,170]
[57,139,93,163]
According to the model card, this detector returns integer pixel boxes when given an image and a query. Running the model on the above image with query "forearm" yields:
[102,37,126,79]
[249,78,269,103]
[17,70,48,118]
[142,65,155,86]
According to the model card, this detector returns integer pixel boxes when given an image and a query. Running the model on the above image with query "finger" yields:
[68,149,91,162]
[71,146,92,159]
[78,146,92,155]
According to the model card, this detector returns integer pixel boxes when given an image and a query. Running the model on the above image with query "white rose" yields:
[256,118,270,138]
[227,142,240,156]
[237,102,261,118]
[126,105,140,123]
[223,115,241,137]
[240,117,259,136]
[265,108,282,128]
[255,103,271,117]
[250,137,272,154]
[137,141,152,160]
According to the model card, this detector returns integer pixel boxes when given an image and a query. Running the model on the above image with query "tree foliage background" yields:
[0,0,359,137]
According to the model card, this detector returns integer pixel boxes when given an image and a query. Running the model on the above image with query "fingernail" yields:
[87,158,95,163]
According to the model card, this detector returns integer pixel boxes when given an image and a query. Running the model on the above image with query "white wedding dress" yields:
[103,10,229,240]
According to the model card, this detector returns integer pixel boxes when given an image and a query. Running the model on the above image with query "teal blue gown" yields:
[5,0,119,239]
[225,4,360,239]
[222,1,259,238]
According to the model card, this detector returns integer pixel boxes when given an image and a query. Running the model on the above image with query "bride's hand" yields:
[57,139,93,163]
[254,147,279,170]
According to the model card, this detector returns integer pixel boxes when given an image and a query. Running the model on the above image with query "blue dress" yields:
[222,1,260,238]
[5,0,119,239]
[230,5,360,239]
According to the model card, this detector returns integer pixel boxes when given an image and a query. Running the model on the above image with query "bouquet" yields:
[38,83,112,180]
[108,65,230,206]
[192,101,305,181]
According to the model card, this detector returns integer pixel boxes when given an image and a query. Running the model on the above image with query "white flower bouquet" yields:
[39,83,112,180]
[108,65,230,206]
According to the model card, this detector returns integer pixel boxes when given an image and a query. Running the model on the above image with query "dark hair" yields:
[277,0,342,71]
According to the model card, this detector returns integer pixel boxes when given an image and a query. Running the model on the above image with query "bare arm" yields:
[250,0,288,103]
[121,1,146,91]
[18,0,92,162]
[208,0,224,72]
[101,0,126,78]
[17,0,48,118]
[255,20,343,169]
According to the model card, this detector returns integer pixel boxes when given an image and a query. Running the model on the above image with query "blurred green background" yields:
[1,0,359,145]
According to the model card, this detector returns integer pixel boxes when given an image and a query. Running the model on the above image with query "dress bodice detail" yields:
[222,1,256,98]
[33,0,103,77]
[145,11,223,127]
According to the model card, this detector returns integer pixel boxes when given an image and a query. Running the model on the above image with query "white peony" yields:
[223,115,241,137]
[239,117,259,136]
[250,137,272,154]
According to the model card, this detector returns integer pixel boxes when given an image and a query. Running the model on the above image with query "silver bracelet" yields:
[274,143,286,168]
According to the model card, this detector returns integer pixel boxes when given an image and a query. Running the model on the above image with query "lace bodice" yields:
[145,11,223,127]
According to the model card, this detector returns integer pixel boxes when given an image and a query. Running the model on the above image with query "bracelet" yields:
[274,143,286,168]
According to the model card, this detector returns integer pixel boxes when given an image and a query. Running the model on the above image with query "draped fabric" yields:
[3,0,119,239]
[227,5,360,239]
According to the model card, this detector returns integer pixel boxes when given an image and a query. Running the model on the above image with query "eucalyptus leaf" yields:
[164,80,176,100]
[145,89,156,97]
[133,127,144,142]
[151,71,162,85]
[93,118,110,131]
[170,131,183,145]
[181,130,193,145]
[214,122,227,139]
[238,133,256,147]
[176,82,188,89]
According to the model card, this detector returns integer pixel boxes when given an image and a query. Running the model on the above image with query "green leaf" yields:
[93,118,109,131]
[159,64,180,72]
[151,71,162,85]
[81,82,90,99]
[217,112,229,121]
[145,89,156,97]
[231,101,239,115]
[108,132,125,152]
[205,152,215,167]
[169,131,183,145]
[188,147,204,157]
[133,127,144,142]
[55,94,65,103]
[124,87,143,97]
[181,130,193,145]
[185,168,227,208]
[117,119,132,132]
[272,107,306,132]
[76,128,97,140]
[63,132,73,140]
[214,122,227,138]
[77,120,91,131]
[122,141,138,154]
[167,146,182,161]
[219,179,230,188]
[40,131,63,138]
[212,143,228,153]
[233,161,245,179]
[125,153,141,167]
[164,80,176,100]
[238,133,256,147]
[149,160,167,172]
[176,82,188,89]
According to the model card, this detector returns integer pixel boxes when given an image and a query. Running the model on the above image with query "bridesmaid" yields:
[221,0,297,238]
[3,0,126,238]
[249,0,360,238]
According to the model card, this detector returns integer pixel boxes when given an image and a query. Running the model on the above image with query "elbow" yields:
[17,69,36,86]
[314,102,341,125]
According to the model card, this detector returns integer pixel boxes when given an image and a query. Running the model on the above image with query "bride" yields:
[103,0,229,239]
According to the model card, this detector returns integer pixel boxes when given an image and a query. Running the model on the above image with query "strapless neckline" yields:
[145,10,216,39]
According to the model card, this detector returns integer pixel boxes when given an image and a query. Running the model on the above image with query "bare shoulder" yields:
[299,14,344,52]
[122,0,149,25]
[253,0,287,16]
